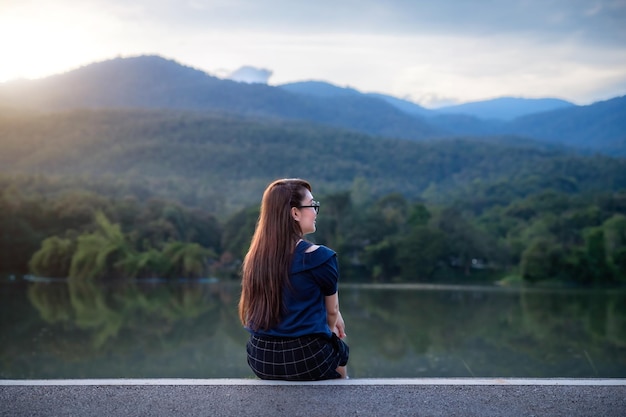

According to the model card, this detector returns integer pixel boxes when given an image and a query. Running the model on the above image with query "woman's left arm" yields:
[325,293,346,339]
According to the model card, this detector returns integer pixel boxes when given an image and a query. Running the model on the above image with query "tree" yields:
[582,227,613,284]
[362,238,400,282]
[373,193,409,234]
[162,241,217,278]
[407,203,431,228]
[432,207,492,275]
[117,248,169,279]
[220,206,259,259]
[29,236,75,278]
[603,214,626,281]
[520,238,564,283]
[69,212,134,279]
[396,226,447,281]
[313,191,352,250]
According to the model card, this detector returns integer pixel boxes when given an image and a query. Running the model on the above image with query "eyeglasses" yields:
[297,200,320,214]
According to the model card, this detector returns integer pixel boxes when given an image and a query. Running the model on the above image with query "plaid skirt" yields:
[246,333,349,381]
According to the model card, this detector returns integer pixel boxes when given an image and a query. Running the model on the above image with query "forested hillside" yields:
[1,55,625,285]
[2,108,625,211]
[1,107,625,285]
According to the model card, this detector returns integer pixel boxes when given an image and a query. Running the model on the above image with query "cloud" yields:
[227,66,273,84]
[380,32,626,106]
[1,0,625,105]
[84,0,626,46]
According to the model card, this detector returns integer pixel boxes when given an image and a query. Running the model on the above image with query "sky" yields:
[1,0,626,108]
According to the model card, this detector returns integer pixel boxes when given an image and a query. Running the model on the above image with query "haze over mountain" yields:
[0,55,438,141]
[1,55,624,154]
[503,95,626,154]
[434,97,575,121]
[278,81,575,121]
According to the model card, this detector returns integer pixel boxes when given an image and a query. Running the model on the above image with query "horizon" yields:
[1,53,622,110]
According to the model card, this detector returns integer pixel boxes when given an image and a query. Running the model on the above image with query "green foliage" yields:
[396,226,447,280]
[362,238,400,282]
[2,108,626,215]
[4,182,626,285]
[220,206,259,259]
[29,236,75,278]
[603,214,626,281]
[161,241,217,278]
[117,249,169,279]
[69,212,133,279]
[582,227,612,284]
[1,108,625,284]
[520,238,563,283]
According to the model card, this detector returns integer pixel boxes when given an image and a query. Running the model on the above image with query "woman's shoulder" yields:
[305,243,337,266]
[305,244,319,253]
[299,240,335,256]
[292,241,337,272]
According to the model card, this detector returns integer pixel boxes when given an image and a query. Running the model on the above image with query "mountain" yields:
[366,93,433,118]
[279,81,362,98]
[377,94,625,154]
[1,55,624,155]
[0,55,221,109]
[275,80,626,154]
[0,55,439,141]
[278,82,434,117]
[503,95,626,153]
[434,97,575,121]
[278,82,577,121]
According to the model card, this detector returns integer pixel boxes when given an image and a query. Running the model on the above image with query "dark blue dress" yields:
[245,240,349,380]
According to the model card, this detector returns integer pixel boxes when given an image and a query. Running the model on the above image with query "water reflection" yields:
[2,278,248,379]
[1,279,625,378]
[340,284,626,378]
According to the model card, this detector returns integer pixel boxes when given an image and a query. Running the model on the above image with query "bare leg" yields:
[336,366,348,379]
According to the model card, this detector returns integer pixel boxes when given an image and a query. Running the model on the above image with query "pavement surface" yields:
[1,378,625,417]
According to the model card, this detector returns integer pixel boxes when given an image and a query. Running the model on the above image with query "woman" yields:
[239,178,349,380]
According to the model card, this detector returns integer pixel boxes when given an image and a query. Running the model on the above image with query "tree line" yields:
[2,179,625,285]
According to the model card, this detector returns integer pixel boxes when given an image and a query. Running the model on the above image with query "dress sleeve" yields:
[309,252,339,296]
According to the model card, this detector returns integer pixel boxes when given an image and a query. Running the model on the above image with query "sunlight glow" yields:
[0,4,115,82]
[0,1,624,105]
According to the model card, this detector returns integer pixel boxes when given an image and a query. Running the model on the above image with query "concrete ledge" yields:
[2,379,625,417]
[2,377,626,386]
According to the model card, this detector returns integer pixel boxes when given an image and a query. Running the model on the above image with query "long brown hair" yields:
[238,178,312,330]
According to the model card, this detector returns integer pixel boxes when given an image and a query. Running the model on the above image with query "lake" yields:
[1,276,625,379]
